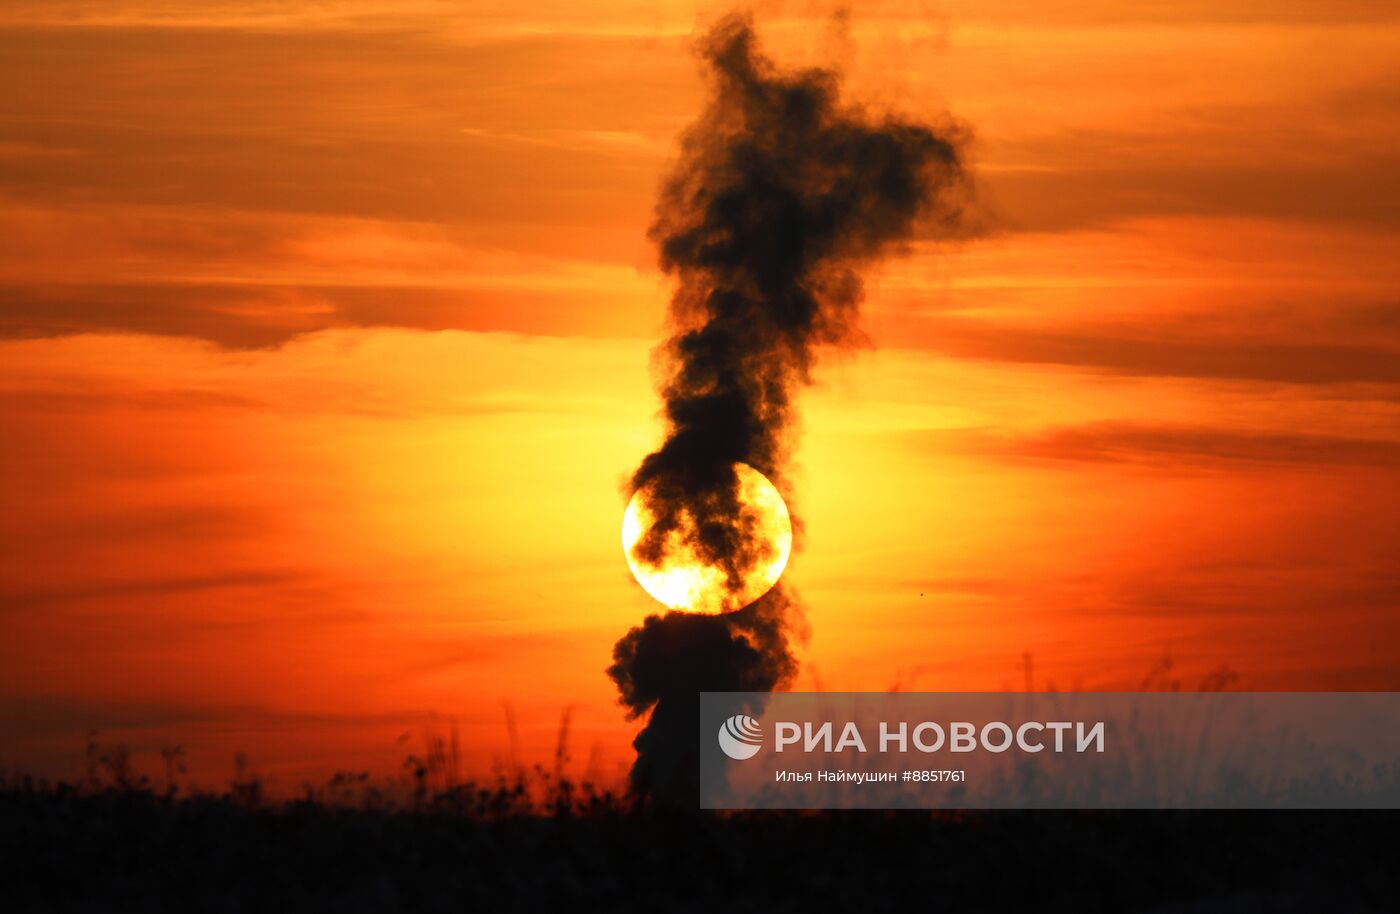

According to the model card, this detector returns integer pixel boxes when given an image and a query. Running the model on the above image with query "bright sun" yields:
[621,462,792,614]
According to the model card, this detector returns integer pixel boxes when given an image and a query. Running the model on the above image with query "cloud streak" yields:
[932,422,1400,468]
[919,318,1400,386]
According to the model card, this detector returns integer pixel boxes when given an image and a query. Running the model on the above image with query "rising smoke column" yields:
[609,14,969,802]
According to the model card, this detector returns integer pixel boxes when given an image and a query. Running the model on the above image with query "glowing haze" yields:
[1,1,1399,793]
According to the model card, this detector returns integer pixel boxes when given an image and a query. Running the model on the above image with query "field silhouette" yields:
[5,662,1394,910]
[2,761,1395,912]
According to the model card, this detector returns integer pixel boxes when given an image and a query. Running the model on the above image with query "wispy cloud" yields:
[932,421,1400,468]
[914,316,1400,386]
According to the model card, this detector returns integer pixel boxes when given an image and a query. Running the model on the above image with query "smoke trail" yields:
[609,13,970,803]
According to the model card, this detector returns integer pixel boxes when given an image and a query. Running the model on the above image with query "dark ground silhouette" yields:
[1,774,1394,913]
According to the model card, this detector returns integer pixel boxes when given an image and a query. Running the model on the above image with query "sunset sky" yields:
[2,0,1399,791]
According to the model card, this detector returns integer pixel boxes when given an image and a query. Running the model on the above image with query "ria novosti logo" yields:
[717,714,764,760]
[716,713,1109,762]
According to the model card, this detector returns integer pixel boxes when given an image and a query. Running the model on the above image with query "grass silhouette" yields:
[2,661,1394,910]
[1,768,1394,912]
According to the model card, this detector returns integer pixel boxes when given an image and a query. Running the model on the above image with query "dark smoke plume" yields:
[609,13,970,803]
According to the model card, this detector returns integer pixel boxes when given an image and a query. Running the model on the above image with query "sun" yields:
[622,462,792,614]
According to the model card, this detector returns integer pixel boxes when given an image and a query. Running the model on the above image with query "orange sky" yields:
[2,0,1398,792]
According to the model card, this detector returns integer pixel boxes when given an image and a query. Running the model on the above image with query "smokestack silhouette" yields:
[609,13,969,803]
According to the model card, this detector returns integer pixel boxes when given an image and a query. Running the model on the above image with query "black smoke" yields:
[609,13,970,803]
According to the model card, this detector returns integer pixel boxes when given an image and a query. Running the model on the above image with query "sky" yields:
[2,0,1398,792]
